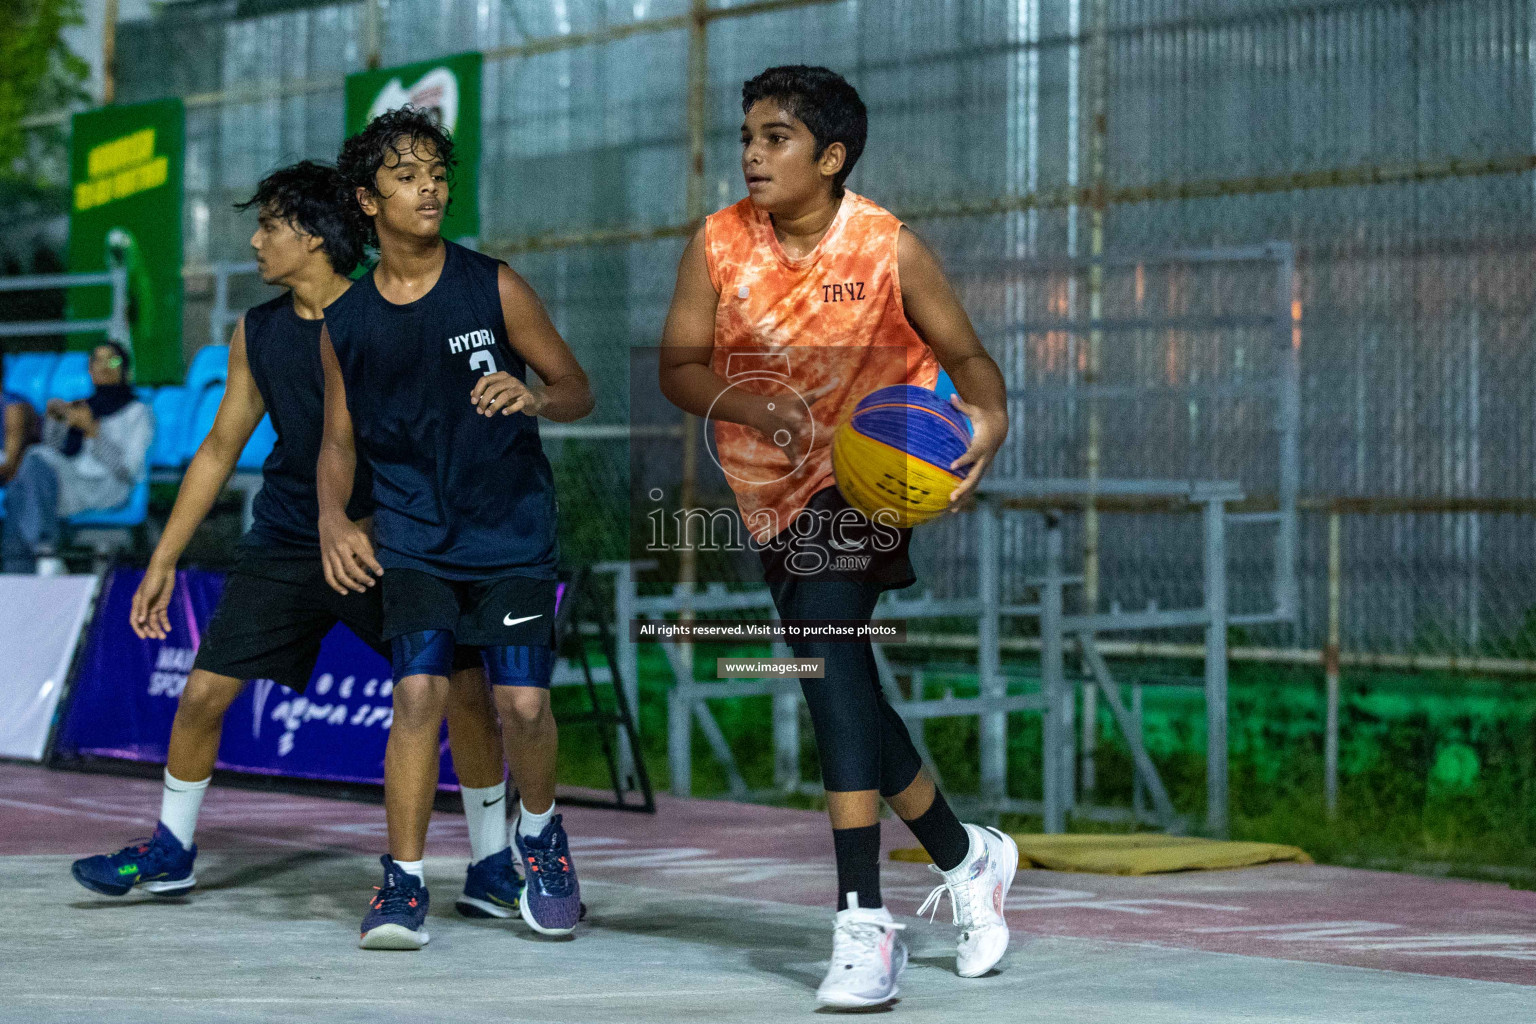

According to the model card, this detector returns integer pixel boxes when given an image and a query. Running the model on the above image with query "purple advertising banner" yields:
[55,567,460,787]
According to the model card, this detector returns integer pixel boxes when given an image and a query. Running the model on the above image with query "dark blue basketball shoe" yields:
[71,822,196,897]
[455,846,523,919]
[515,814,581,936]
[359,855,430,950]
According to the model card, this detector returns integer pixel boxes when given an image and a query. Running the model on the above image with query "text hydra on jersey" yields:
[448,328,496,354]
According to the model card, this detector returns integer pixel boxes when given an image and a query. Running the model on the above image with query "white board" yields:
[0,574,98,760]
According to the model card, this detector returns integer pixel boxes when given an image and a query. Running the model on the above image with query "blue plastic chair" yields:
[181,383,224,464]
[6,353,58,412]
[48,352,93,403]
[184,345,230,397]
[69,476,151,528]
[148,387,191,470]
[238,414,277,470]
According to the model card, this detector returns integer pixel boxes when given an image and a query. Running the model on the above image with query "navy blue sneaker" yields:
[515,814,581,936]
[359,855,430,950]
[455,846,523,919]
[71,822,196,897]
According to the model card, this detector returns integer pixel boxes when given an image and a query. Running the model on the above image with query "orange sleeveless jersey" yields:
[704,191,940,541]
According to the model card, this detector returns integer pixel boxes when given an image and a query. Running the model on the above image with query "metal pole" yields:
[1203,498,1230,838]
[668,667,693,797]
[1275,242,1302,621]
[212,265,231,350]
[978,500,1006,806]
[1325,511,1342,818]
[101,0,119,104]
[673,0,709,732]
[363,0,383,70]
[614,562,640,790]
[1041,512,1066,832]
[1079,0,1110,802]
[685,0,709,230]
[1131,681,1146,821]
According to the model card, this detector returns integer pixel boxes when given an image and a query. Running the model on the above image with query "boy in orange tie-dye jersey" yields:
[660,66,1014,1010]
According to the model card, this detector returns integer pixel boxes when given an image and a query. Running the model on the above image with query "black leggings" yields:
[769,576,925,796]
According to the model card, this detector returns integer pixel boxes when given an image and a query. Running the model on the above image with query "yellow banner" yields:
[73,128,167,212]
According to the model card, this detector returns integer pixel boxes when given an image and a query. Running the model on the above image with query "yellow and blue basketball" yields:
[832,384,973,528]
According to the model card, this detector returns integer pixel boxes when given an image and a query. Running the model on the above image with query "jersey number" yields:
[469,350,498,376]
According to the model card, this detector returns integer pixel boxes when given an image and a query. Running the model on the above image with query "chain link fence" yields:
[13,0,1532,666]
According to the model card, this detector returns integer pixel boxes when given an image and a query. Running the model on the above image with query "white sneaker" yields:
[814,897,908,1010]
[917,823,1018,978]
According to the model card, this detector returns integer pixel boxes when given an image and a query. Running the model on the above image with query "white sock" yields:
[517,799,555,841]
[159,770,210,849]
[393,859,425,884]
[461,781,509,864]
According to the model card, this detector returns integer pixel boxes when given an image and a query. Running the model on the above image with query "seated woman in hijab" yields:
[2,341,153,573]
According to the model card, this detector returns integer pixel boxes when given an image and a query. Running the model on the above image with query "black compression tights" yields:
[772,577,924,796]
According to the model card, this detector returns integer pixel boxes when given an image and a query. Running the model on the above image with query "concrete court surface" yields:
[2,763,1533,1023]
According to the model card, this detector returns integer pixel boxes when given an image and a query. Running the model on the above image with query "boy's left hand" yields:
[471,372,546,417]
[946,393,1006,509]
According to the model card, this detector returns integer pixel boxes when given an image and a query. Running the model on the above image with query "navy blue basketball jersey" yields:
[241,292,373,556]
[322,241,559,581]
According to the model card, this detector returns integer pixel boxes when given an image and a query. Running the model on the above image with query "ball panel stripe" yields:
[852,398,972,440]
[833,384,974,528]
[850,403,971,462]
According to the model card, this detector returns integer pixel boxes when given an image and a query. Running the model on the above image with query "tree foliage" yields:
[1,0,89,197]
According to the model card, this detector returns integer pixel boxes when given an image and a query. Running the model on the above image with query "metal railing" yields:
[617,473,1248,835]
[0,258,129,347]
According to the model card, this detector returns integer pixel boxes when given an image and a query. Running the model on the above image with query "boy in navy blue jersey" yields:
[70,162,525,926]
[320,109,594,947]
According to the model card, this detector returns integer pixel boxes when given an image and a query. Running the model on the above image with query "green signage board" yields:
[66,99,185,385]
[345,52,482,241]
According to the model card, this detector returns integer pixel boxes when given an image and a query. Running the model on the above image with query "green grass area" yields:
[555,644,1536,887]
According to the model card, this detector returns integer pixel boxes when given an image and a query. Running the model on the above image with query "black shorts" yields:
[192,556,387,693]
[381,568,560,648]
[756,486,917,590]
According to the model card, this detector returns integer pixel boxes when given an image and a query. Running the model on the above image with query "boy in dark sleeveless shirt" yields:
[660,67,1015,1008]
[71,163,525,927]
[321,110,594,946]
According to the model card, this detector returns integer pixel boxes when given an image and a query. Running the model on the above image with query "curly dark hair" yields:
[742,66,867,197]
[336,106,457,246]
[234,160,365,275]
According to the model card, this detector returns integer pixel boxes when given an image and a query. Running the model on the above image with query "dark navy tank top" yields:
[240,292,373,556]
[322,241,558,581]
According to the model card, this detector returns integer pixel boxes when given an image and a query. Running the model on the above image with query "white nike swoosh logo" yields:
[503,613,543,627]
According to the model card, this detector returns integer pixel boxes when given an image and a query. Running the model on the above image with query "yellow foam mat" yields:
[892,833,1311,876]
